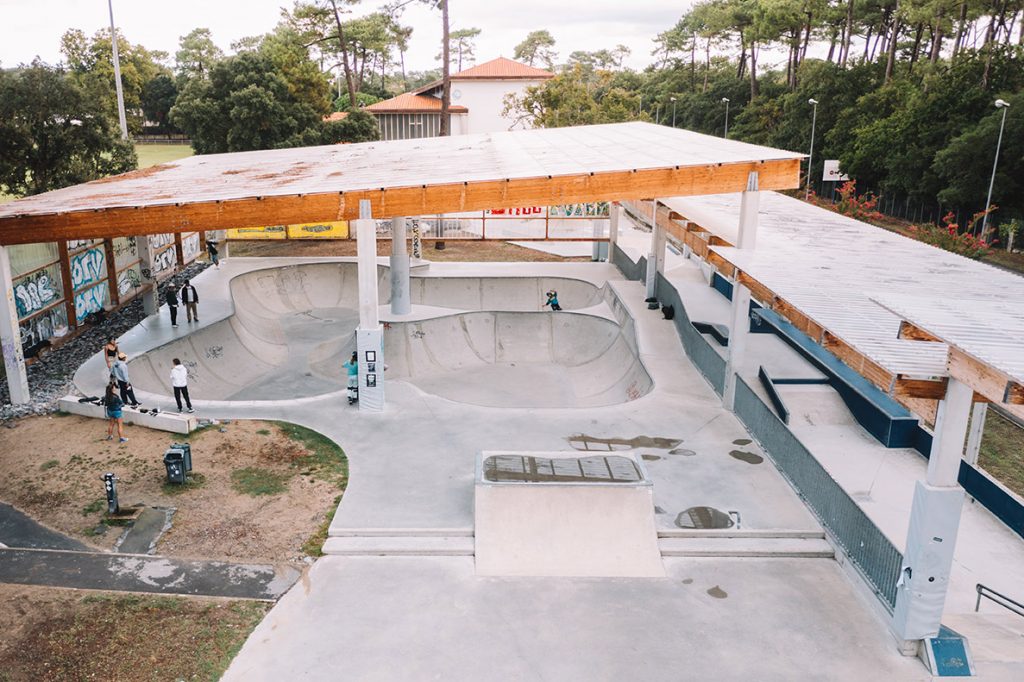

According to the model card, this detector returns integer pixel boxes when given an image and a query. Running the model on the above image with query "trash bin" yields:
[163,449,186,485]
[170,443,192,472]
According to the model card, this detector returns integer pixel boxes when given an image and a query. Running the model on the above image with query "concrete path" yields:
[0,547,299,600]
[115,507,171,555]
[0,502,90,551]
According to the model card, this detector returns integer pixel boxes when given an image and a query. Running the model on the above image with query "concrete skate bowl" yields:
[125,262,611,402]
[385,311,652,408]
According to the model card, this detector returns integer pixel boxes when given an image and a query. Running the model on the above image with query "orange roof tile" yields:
[364,92,469,114]
[451,57,554,80]
[324,111,349,122]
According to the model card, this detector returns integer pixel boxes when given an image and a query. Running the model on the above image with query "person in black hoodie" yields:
[180,280,199,323]
[165,285,179,328]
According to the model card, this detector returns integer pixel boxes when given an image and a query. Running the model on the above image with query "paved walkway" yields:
[0,547,299,600]
[0,502,90,551]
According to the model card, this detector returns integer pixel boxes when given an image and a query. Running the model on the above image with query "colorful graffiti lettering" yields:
[151,246,176,274]
[70,247,106,290]
[19,306,67,349]
[149,233,175,249]
[14,270,58,317]
[67,239,96,251]
[117,267,142,296]
[75,284,109,322]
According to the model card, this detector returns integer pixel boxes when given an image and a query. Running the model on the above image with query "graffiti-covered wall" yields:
[9,243,70,351]
[68,241,110,322]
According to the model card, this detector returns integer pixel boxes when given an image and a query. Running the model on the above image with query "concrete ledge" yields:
[658,536,835,558]
[322,536,474,556]
[329,527,474,538]
[58,396,197,435]
[658,529,825,539]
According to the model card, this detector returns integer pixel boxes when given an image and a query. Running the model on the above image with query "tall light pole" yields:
[107,0,128,140]
[670,96,677,127]
[721,97,730,138]
[981,99,1011,237]
[806,98,819,200]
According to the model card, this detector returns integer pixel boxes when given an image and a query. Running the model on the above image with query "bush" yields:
[909,210,993,259]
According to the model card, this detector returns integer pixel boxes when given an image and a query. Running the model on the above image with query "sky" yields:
[0,0,693,73]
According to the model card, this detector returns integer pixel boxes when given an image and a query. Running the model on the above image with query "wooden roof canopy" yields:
[0,122,802,246]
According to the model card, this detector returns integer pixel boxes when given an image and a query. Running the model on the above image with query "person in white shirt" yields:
[170,358,194,413]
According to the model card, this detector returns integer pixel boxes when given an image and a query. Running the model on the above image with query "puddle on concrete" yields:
[568,434,682,451]
[729,450,764,465]
[641,454,662,462]
[681,578,694,585]
[707,585,728,599]
[675,506,735,530]
[732,438,752,446]
[668,448,696,456]
[482,455,643,484]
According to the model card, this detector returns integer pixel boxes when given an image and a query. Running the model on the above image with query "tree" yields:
[175,28,223,80]
[514,29,557,68]
[169,31,341,153]
[504,64,645,128]
[140,73,178,130]
[442,27,481,71]
[0,61,136,196]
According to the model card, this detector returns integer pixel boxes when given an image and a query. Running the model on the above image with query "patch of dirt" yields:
[230,238,591,262]
[0,583,268,682]
[0,416,344,563]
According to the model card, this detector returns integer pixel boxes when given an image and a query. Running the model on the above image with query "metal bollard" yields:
[103,472,119,514]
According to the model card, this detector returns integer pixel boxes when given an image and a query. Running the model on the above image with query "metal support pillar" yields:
[644,202,664,301]
[964,403,987,467]
[608,204,620,260]
[356,200,384,412]
[390,217,411,316]
[591,217,609,262]
[722,172,760,409]
[893,378,970,645]
[136,235,159,316]
[0,245,30,404]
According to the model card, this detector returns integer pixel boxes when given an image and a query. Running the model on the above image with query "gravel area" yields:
[1,262,210,422]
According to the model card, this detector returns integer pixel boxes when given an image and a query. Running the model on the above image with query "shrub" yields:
[908,210,993,259]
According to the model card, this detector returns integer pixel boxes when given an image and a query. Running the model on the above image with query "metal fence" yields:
[733,377,903,609]
[656,271,726,395]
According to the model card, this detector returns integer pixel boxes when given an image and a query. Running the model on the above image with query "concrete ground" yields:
[67,243,1023,679]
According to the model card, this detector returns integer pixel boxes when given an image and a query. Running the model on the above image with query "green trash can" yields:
[163,449,186,485]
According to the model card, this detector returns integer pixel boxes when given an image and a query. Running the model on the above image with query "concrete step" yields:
[328,527,473,538]
[322,535,475,557]
[658,536,834,558]
[658,529,825,540]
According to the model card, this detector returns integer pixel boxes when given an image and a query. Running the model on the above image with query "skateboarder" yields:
[110,352,141,407]
[165,285,179,328]
[544,290,562,311]
[105,380,128,442]
[343,352,359,405]
[180,280,199,323]
[170,358,194,413]
[206,239,220,267]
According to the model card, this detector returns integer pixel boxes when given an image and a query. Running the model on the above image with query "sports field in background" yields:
[135,143,193,168]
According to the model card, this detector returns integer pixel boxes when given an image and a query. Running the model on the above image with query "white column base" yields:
[722,283,751,408]
[357,327,385,412]
[0,245,30,404]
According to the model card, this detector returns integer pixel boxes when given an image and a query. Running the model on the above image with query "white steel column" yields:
[722,172,759,408]
[893,377,970,645]
[644,201,664,300]
[591,217,608,261]
[608,204,620,260]
[389,217,411,316]
[136,236,160,316]
[964,403,988,467]
[0,245,30,404]
[355,200,384,412]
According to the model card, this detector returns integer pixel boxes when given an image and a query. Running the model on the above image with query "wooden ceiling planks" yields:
[0,122,802,246]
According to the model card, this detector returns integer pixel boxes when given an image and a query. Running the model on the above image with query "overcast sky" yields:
[0,0,694,73]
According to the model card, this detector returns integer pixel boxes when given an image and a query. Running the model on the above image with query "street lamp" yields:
[107,0,128,140]
[806,98,819,200]
[670,96,678,127]
[721,98,730,138]
[981,99,1011,238]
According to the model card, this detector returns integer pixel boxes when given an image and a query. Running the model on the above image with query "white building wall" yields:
[451,79,547,134]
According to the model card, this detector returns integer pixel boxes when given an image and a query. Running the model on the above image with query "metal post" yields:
[644,201,661,301]
[355,200,384,412]
[981,100,1010,237]
[806,99,819,201]
[107,0,129,140]
[670,96,677,127]
[608,204,621,261]
[389,217,411,316]
[722,172,759,409]
[722,98,730,138]
[0,245,30,404]
[964,403,988,467]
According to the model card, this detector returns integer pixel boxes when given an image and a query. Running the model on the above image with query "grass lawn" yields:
[978,409,1024,498]
[134,143,193,168]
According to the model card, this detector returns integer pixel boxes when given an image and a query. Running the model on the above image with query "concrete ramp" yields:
[385,312,652,407]
[474,451,665,577]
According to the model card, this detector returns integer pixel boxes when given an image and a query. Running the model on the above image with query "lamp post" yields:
[107,0,128,140]
[670,96,677,127]
[981,99,1011,238]
[806,98,819,201]
[722,97,730,138]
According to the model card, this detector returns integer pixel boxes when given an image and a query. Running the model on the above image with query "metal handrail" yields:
[975,583,1024,618]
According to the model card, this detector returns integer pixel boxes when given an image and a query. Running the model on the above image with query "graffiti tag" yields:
[70,247,106,290]
[14,270,58,317]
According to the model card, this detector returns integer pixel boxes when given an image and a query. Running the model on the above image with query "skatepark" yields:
[3,123,1024,679]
